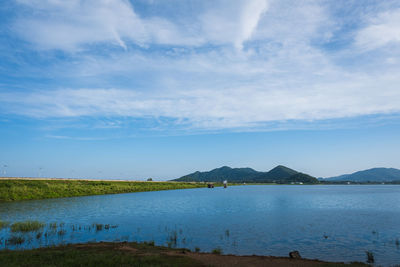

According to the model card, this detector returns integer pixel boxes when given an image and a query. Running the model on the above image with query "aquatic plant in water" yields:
[366,251,374,263]
[49,222,57,230]
[11,221,45,233]
[6,236,25,245]
[95,224,103,231]
[167,230,178,247]
[57,230,66,236]
[225,229,230,237]
[0,220,10,230]
[212,247,222,255]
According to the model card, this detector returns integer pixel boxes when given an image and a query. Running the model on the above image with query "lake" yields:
[1,185,400,266]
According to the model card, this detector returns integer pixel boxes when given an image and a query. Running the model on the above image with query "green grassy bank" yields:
[0,179,207,202]
[0,242,368,267]
[0,242,202,267]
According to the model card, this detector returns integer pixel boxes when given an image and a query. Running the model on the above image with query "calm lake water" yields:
[1,185,400,266]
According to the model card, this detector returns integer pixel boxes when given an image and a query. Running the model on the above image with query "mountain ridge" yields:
[324,167,400,182]
[173,165,319,184]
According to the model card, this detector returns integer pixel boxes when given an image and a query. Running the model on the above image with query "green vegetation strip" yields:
[0,242,203,267]
[0,180,208,202]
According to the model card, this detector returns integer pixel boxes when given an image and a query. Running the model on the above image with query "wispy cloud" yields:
[2,70,400,131]
[1,0,400,134]
[13,0,189,50]
[13,0,269,51]
[355,9,400,51]
[199,0,268,49]
[45,134,108,141]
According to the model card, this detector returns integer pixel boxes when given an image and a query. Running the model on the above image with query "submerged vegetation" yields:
[0,179,207,202]
[365,251,374,264]
[0,220,122,249]
[11,221,45,233]
[0,221,9,230]
[5,236,25,246]
[0,220,374,266]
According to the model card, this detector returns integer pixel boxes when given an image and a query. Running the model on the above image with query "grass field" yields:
[0,179,208,202]
[0,242,203,267]
[0,242,368,267]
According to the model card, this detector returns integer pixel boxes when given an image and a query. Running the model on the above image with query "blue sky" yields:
[1,0,400,180]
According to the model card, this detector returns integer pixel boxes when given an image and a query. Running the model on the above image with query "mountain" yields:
[173,165,319,184]
[175,166,260,182]
[264,165,298,180]
[324,168,400,182]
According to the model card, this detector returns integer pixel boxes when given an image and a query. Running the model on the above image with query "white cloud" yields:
[2,67,400,131]
[355,9,400,51]
[200,0,268,49]
[14,0,270,50]
[14,0,189,50]
[3,1,400,133]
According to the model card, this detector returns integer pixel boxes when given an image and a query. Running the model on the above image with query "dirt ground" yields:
[95,242,368,267]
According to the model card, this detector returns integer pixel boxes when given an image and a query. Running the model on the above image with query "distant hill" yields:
[173,165,319,184]
[324,168,400,182]
[266,165,298,180]
[175,166,260,182]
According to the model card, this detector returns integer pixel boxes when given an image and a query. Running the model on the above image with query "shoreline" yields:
[0,241,368,267]
[0,179,209,202]
[1,178,396,203]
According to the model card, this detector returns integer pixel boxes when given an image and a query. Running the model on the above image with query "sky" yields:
[0,0,400,180]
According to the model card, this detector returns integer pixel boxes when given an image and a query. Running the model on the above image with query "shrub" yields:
[212,247,222,255]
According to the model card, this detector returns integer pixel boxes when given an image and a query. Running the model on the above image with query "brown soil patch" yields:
[163,251,343,267]
[53,242,367,267]
[118,245,138,253]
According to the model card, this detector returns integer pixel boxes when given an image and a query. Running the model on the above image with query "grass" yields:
[0,241,370,267]
[0,242,202,267]
[0,179,208,202]
[211,247,222,255]
[10,221,45,233]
